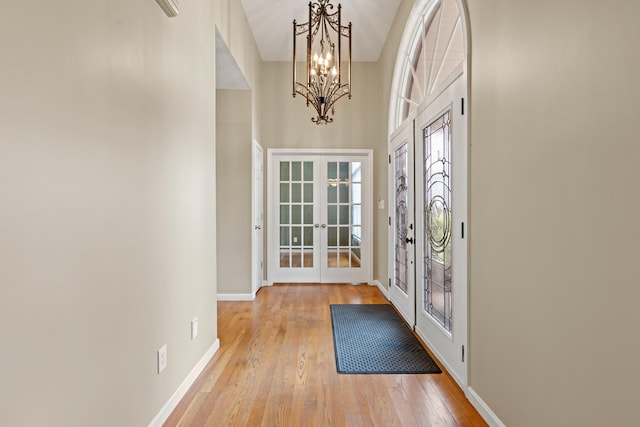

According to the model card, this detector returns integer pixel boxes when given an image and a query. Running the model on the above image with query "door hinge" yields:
[388,278,391,288]
[389,154,391,164]
[461,222,465,239]
[461,98,465,116]
[462,345,465,362]
[389,216,391,226]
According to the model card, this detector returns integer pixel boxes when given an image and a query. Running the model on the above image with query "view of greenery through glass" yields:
[427,206,452,264]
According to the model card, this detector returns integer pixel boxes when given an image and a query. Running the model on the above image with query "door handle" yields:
[254,225,261,230]
[314,224,320,228]
[321,224,327,228]
[406,237,414,244]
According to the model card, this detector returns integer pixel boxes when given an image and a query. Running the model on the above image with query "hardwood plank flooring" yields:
[164,284,487,427]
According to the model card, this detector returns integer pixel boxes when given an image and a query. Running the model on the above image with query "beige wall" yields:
[376,0,416,290]
[378,0,640,425]
[0,1,217,426]
[212,0,263,297]
[260,61,387,281]
[261,62,381,150]
[213,0,263,142]
[466,0,640,425]
[216,90,253,295]
[3,0,639,425]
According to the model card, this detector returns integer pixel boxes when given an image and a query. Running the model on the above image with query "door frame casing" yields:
[387,65,469,391]
[386,0,471,398]
[413,69,468,388]
[267,148,373,284]
[252,139,265,295]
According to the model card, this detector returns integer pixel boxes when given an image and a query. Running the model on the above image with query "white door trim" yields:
[252,140,264,296]
[267,149,373,284]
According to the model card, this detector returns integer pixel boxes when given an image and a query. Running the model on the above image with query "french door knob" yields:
[406,237,414,244]
[254,225,261,230]
[314,224,320,228]
[321,224,327,228]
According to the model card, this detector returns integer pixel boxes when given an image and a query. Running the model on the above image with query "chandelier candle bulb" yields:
[292,0,352,124]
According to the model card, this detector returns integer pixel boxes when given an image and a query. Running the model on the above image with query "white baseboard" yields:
[414,328,465,388]
[217,293,255,301]
[148,339,220,427]
[371,280,389,299]
[466,387,506,427]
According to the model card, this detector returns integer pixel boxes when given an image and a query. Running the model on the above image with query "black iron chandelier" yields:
[292,0,352,124]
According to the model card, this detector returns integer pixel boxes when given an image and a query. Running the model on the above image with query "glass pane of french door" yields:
[326,161,362,270]
[279,160,316,270]
[423,111,453,331]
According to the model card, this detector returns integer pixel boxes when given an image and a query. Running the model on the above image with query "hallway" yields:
[165,284,486,426]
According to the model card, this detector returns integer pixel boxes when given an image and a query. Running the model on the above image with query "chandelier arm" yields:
[294,21,310,36]
[307,81,325,112]
[323,12,341,32]
[292,20,297,97]
[324,82,342,101]
[337,5,341,85]
[297,79,336,124]
[295,84,322,113]
[307,3,312,105]
[323,84,350,112]
[310,9,322,38]
[347,22,352,98]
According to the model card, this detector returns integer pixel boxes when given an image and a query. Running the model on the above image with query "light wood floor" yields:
[164,284,487,427]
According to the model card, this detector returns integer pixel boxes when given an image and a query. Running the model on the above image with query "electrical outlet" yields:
[157,344,167,374]
[191,318,198,340]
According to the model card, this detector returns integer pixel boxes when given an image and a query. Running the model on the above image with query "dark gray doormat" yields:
[330,304,442,374]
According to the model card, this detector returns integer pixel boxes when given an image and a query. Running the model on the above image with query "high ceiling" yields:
[239,0,402,62]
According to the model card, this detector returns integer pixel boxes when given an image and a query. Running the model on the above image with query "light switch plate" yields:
[191,318,198,340]
[157,345,167,373]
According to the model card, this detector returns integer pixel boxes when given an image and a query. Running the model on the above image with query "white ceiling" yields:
[239,0,402,62]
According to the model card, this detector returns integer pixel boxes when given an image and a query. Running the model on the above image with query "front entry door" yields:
[268,150,371,284]
[388,72,468,389]
[389,121,416,326]
[414,73,467,387]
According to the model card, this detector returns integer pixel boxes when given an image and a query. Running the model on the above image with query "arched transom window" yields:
[390,0,465,132]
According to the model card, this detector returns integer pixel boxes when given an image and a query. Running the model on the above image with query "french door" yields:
[389,72,468,388]
[389,121,416,326]
[268,150,372,284]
